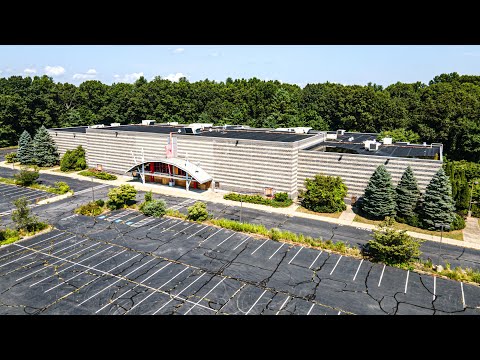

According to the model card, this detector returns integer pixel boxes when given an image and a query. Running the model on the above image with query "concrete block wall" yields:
[297,151,442,197]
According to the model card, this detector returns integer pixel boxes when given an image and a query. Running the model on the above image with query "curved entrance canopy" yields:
[125,158,213,188]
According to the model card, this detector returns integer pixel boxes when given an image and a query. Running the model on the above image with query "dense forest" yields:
[0,72,479,162]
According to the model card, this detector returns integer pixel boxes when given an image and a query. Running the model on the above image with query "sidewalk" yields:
[3,161,479,251]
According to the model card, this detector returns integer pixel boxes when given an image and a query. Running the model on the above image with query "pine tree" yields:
[33,126,59,167]
[421,168,456,230]
[395,166,420,219]
[361,165,396,219]
[17,130,34,165]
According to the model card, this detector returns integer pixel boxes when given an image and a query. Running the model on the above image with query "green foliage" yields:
[144,190,153,203]
[223,192,293,208]
[395,166,420,219]
[95,199,105,207]
[421,168,456,230]
[187,201,209,221]
[0,228,20,245]
[5,152,17,163]
[299,174,347,213]
[75,201,104,216]
[140,199,166,217]
[32,126,59,167]
[48,181,70,195]
[273,192,289,202]
[60,145,87,171]
[361,165,396,219]
[17,131,34,165]
[13,168,39,186]
[377,128,421,143]
[107,184,137,210]
[450,213,466,230]
[366,217,423,266]
[165,209,187,220]
[11,196,43,232]
[78,170,117,180]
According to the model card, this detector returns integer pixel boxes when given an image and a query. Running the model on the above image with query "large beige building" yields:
[48,122,443,199]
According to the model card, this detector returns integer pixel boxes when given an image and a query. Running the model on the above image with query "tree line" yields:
[1,72,480,162]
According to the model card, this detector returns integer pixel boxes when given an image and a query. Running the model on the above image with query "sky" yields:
[1,45,480,87]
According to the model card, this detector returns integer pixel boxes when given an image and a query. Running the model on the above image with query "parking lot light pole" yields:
[91,176,95,202]
[435,223,450,266]
[240,199,243,223]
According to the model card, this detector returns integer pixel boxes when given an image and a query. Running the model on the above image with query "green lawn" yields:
[353,214,464,241]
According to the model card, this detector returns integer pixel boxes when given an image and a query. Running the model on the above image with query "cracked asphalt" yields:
[1,187,479,315]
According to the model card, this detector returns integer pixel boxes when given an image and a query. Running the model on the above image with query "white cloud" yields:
[44,65,65,76]
[72,68,98,80]
[24,68,36,75]
[113,72,144,83]
[173,48,184,54]
[164,72,187,82]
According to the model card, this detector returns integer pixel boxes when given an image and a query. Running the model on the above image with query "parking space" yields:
[0,183,56,215]
[1,207,479,315]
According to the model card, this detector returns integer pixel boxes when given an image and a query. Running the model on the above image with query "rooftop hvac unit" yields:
[183,124,203,134]
[382,137,392,145]
[369,142,380,151]
[167,121,179,126]
[348,136,355,142]
[110,123,121,127]
[326,133,338,140]
[141,120,156,126]
[89,124,105,128]
[337,129,346,136]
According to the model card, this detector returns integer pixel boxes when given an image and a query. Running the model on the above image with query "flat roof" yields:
[52,126,88,134]
[61,124,316,142]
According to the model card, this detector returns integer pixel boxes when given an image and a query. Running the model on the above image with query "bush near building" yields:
[5,152,17,163]
[299,174,347,213]
[107,184,137,209]
[60,145,87,171]
[17,131,35,165]
[187,201,209,221]
[223,192,293,208]
[360,165,396,220]
[13,167,39,186]
[140,199,166,217]
[395,166,421,227]
[78,169,117,180]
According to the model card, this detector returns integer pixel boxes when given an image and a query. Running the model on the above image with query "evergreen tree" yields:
[17,130,34,165]
[33,126,59,167]
[421,168,456,230]
[361,165,396,219]
[395,166,420,219]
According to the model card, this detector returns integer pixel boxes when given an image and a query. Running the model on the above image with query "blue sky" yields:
[1,45,480,87]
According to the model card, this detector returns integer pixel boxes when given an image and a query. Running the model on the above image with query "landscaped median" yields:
[223,192,293,208]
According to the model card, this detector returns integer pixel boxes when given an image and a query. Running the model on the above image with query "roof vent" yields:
[348,136,354,142]
[142,120,156,126]
[337,129,346,136]
[167,121,178,126]
[89,124,105,128]
[110,123,121,127]
[383,137,392,145]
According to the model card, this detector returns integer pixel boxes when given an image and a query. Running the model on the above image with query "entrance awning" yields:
[125,158,213,184]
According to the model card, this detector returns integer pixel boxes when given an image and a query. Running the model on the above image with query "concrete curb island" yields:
[1,161,479,250]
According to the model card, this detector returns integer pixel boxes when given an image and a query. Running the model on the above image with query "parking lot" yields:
[0,183,57,216]
[1,207,479,315]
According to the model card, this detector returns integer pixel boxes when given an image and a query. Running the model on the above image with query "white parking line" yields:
[245,289,268,315]
[215,233,236,247]
[378,264,386,287]
[15,239,94,281]
[0,187,35,195]
[216,283,246,315]
[77,257,158,306]
[0,235,77,269]
[160,220,183,233]
[122,214,145,223]
[232,237,249,251]
[461,282,466,308]
[433,276,436,301]
[309,251,323,269]
[44,249,128,293]
[187,226,207,239]
[352,259,363,281]
[151,272,207,315]
[147,218,170,231]
[404,271,409,294]
[29,245,114,287]
[184,277,226,315]
[131,217,157,228]
[10,192,46,200]
[329,255,343,275]
[269,243,284,260]
[202,228,223,243]
[168,198,195,210]
[95,261,173,313]
[275,296,290,315]
[124,267,190,314]
[251,239,269,255]
[105,210,135,221]
[307,303,315,315]
[0,232,64,261]
[288,247,303,265]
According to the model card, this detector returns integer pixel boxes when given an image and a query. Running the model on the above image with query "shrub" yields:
[13,168,39,186]
[166,209,187,220]
[450,213,466,230]
[223,192,293,208]
[5,152,17,163]
[49,181,70,195]
[75,201,104,216]
[11,197,41,232]
[144,190,153,203]
[95,199,105,207]
[141,199,166,217]
[33,125,59,167]
[274,192,289,202]
[0,228,20,245]
[187,201,209,221]
[107,184,137,209]
[60,145,87,171]
[366,217,423,266]
[78,170,117,180]
[299,174,347,213]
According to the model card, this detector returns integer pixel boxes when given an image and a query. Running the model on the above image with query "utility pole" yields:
[91,176,95,202]
[240,198,243,223]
